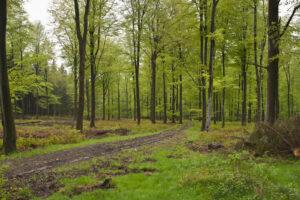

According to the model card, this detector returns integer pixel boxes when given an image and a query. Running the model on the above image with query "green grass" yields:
[0,125,178,161]
[0,119,177,157]
[46,125,300,200]
[47,149,300,200]
[2,122,300,200]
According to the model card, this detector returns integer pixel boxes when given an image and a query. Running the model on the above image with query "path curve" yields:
[5,125,187,179]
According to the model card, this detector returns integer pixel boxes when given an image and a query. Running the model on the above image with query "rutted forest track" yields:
[4,125,187,179]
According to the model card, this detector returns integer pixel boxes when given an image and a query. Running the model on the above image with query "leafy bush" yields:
[249,117,300,156]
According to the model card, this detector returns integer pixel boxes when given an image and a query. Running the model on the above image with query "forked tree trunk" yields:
[74,0,91,131]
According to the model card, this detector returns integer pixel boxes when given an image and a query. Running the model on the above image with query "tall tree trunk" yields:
[162,61,167,124]
[108,86,110,120]
[176,80,179,113]
[284,64,291,118]
[253,0,262,122]
[133,76,137,121]
[45,68,49,115]
[179,73,183,124]
[266,0,280,124]
[74,0,91,131]
[73,51,78,121]
[135,64,141,124]
[0,0,17,154]
[20,48,26,118]
[150,50,157,124]
[35,64,39,119]
[248,102,252,123]
[213,92,217,124]
[260,0,267,121]
[118,76,121,120]
[111,86,114,119]
[86,78,90,120]
[171,64,176,123]
[241,24,247,126]
[236,75,241,121]
[102,80,106,120]
[89,28,96,127]
[205,0,218,131]
[198,0,204,124]
[125,77,129,118]
[221,45,226,128]
[201,0,208,131]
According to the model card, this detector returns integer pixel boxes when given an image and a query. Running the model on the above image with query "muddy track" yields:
[5,126,187,179]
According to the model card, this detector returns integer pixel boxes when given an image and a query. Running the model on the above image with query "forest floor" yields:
[1,119,300,200]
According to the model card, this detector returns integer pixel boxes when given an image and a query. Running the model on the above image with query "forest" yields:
[0,0,300,199]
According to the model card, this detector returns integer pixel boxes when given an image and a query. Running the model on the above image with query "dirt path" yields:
[5,126,187,179]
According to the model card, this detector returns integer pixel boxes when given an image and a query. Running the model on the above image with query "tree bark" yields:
[162,61,167,124]
[102,80,106,120]
[241,23,247,126]
[74,0,91,131]
[133,75,137,121]
[125,77,129,118]
[150,50,157,123]
[179,73,183,124]
[86,78,90,120]
[266,0,280,124]
[260,0,267,121]
[283,64,291,118]
[73,49,78,121]
[89,24,96,127]
[171,64,176,123]
[0,0,17,154]
[201,0,208,131]
[205,0,218,131]
[221,45,226,128]
[253,0,262,122]
[118,75,121,120]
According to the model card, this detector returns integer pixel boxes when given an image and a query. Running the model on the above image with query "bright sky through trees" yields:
[24,0,51,25]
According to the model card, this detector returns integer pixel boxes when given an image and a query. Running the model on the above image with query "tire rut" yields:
[5,126,187,179]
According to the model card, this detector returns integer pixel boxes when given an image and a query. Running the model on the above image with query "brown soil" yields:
[4,126,186,179]
[1,126,187,199]
[84,128,131,138]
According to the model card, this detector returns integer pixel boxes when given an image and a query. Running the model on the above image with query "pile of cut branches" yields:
[249,117,300,157]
